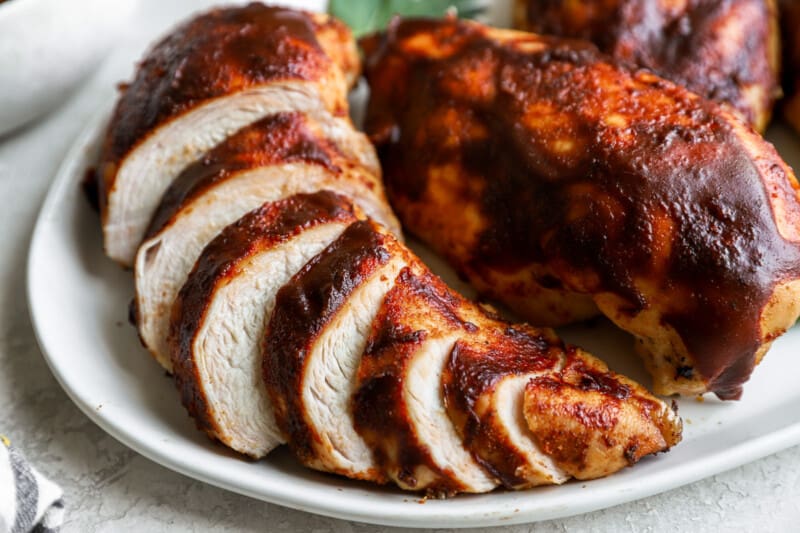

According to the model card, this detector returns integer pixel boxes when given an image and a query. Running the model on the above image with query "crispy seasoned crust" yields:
[97,4,357,218]
[781,0,800,133]
[363,17,800,399]
[514,0,781,132]
[169,191,357,441]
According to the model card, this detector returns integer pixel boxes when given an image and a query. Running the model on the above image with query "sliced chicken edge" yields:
[351,267,501,495]
[105,81,331,266]
[191,221,352,457]
[299,255,407,477]
[442,325,571,489]
[485,374,569,487]
[264,220,405,482]
[135,163,342,370]
[401,333,499,494]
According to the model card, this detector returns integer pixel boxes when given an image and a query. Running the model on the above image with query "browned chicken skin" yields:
[514,0,781,132]
[781,0,800,132]
[363,18,800,399]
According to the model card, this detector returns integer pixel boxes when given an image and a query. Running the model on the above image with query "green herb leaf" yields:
[329,0,488,37]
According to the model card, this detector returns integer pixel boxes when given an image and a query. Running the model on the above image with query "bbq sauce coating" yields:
[145,112,340,238]
[352,267,487,496]
[263,220,390,476]
[169,191,357,437]
[442,326,563,488]
[363,17,800,399]
[97,4,349,213]
[515,0,781,131]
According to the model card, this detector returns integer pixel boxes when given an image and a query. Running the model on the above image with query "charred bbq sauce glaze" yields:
[442,326,562,488]
[263,220,390,473]
[169,191,356,435]
[520,0,778,127]
[98,4,328,207]
[145,112,340,239]
[352,267,480,496]
[364,18,800,399]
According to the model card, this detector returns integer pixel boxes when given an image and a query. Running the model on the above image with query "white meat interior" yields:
[301,257,406,476]
[491,374,568,486]
[403,335,498,493]
[194,222,350,457]
[105,82,329,265]
[135,163,339,369]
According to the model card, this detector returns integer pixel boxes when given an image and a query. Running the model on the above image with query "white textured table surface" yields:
[2,1,800,531]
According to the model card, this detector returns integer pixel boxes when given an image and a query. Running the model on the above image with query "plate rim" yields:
[25,105,800,529]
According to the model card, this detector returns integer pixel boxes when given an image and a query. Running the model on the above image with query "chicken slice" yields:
[446,324,680,486]
[264,220,407,481]
[96,5,359,265]
[442,324,570,489]
[514,0,781,131]
[352,267,500,495]
[363,17,800,399]
[134,111,399,370]
[169,191,357,457]
[524,349,682,480]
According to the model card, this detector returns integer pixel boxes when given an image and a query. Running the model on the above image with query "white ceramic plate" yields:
[27,101,800,527]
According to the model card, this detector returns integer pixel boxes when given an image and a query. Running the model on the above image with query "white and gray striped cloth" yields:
[0,437,63,533]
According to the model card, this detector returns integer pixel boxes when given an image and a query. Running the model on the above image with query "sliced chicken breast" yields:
[96,5,359,265]
[442,324,570,489]
[353,268,499,495]
[134,112,399,370]
[264,220,407,481]
[169,191,357,457]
